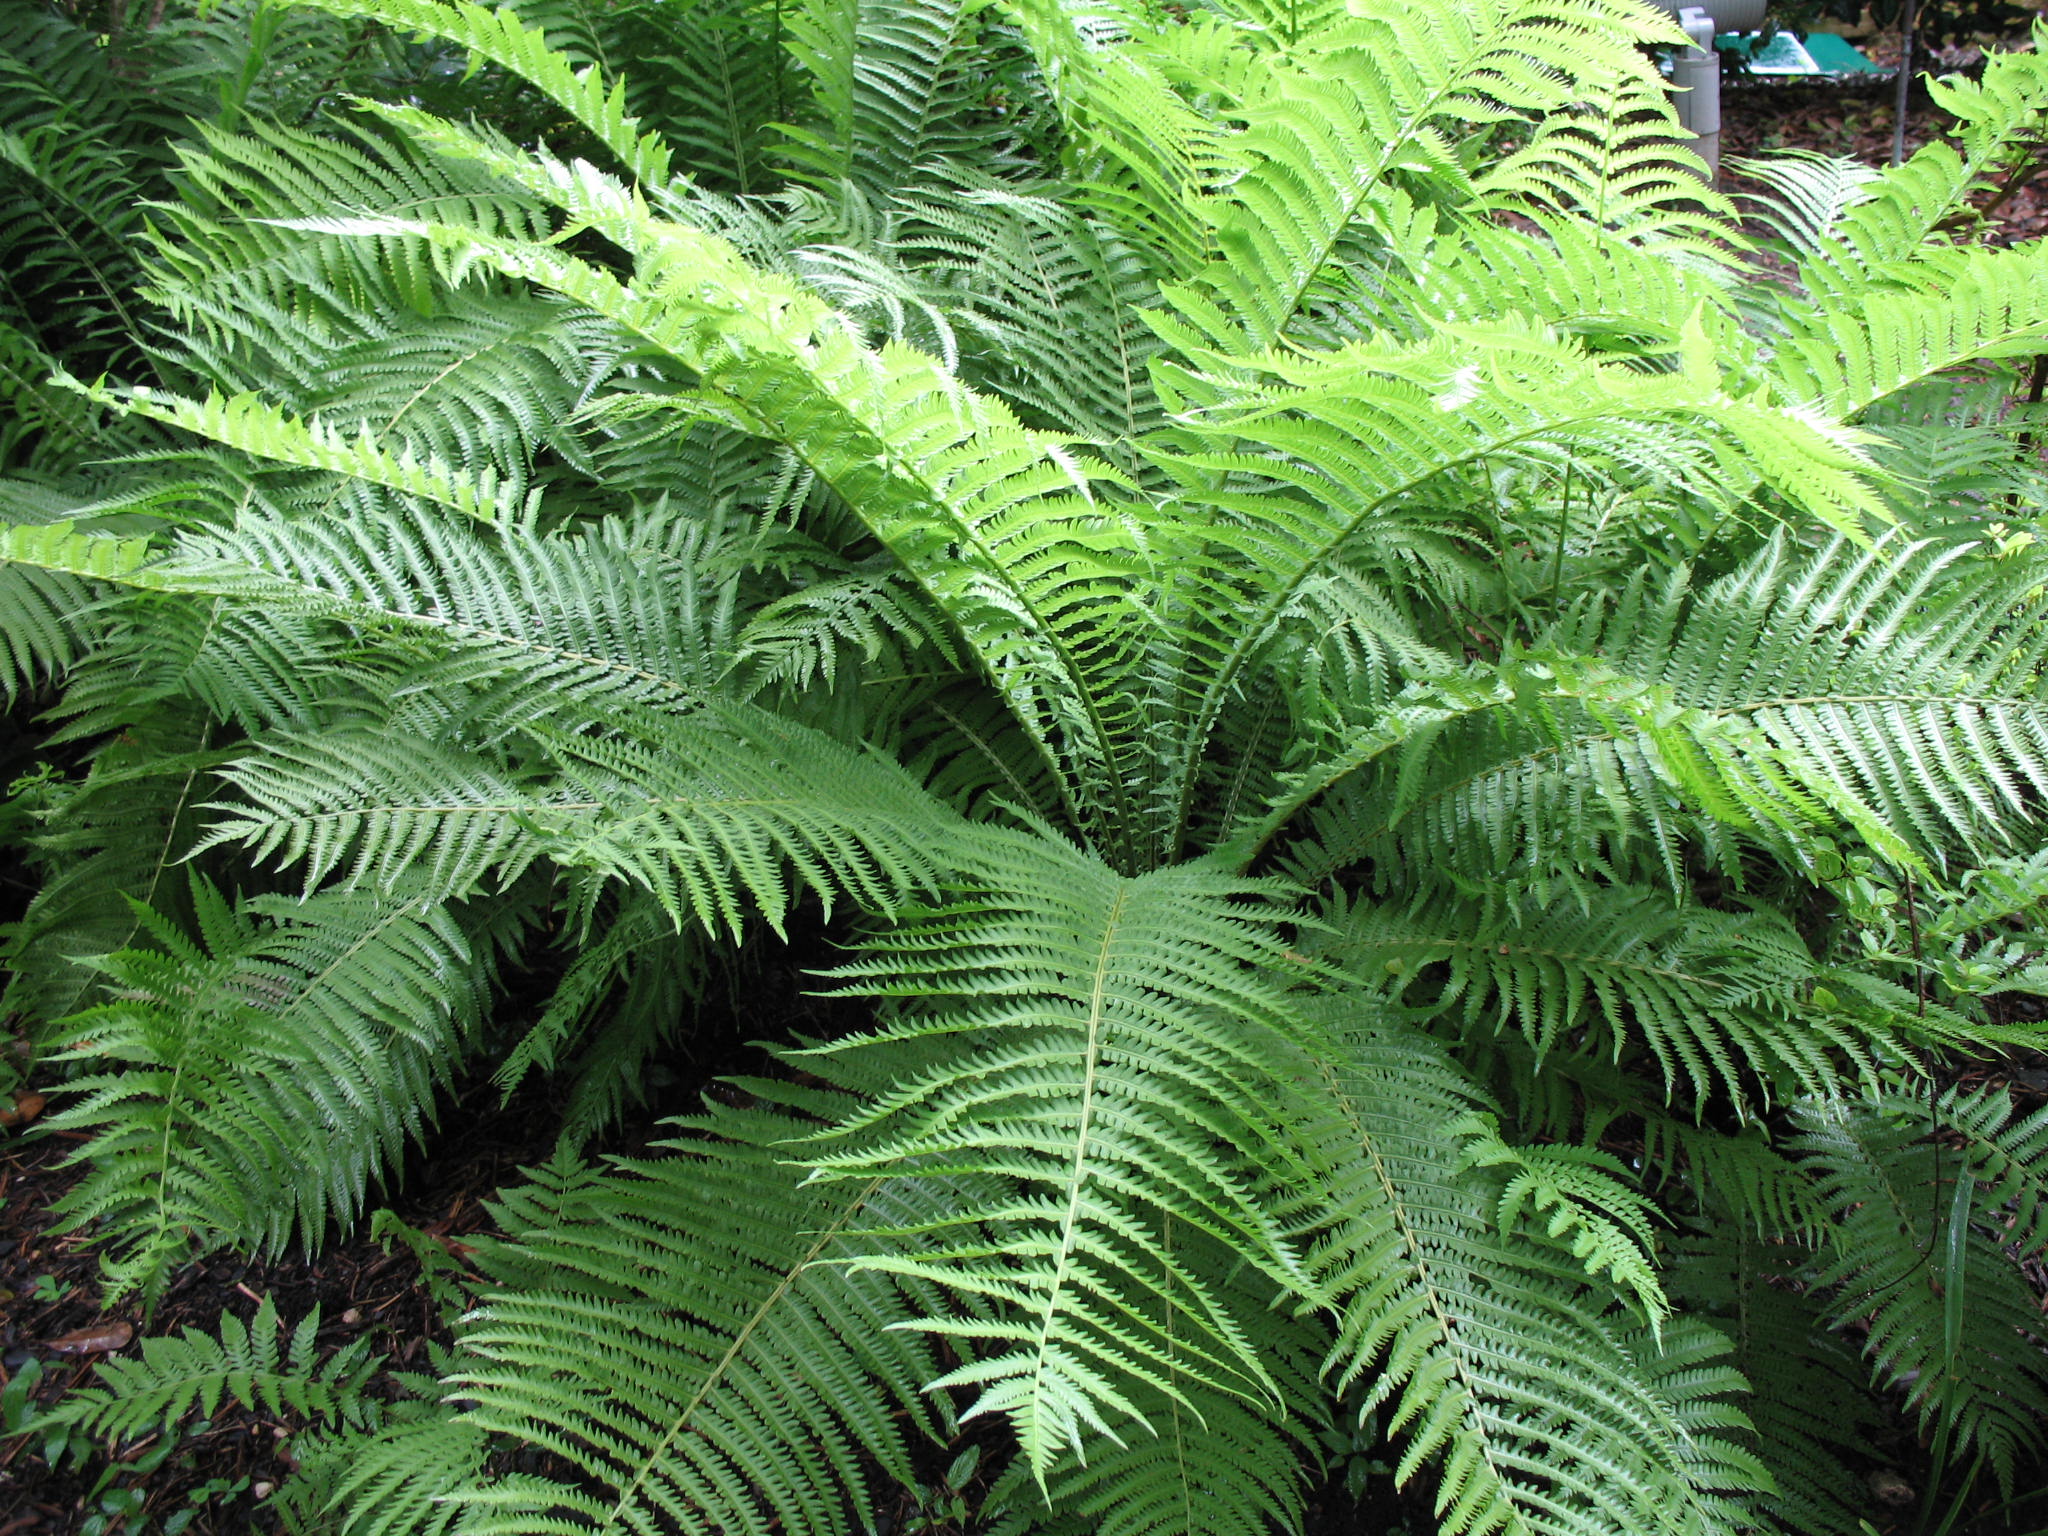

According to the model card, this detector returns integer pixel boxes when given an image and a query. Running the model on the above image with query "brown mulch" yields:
[0,1075,565,1535]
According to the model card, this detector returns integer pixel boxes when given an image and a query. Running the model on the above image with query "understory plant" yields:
[6,0,2048,1532]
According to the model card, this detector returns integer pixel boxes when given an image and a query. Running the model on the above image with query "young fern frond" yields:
[25,1295,383,1446]
[1475,62,1734,253]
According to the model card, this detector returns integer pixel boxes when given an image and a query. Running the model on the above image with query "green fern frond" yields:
[1728,151,1877,260]
[1669,1226,1879,1536]
[46,876,499,1303]
[1287,534,2048,896]
[1315,885,1874,1102]
[981,1224,1326,1536]
[1771,242,2048,419]
[199,700,954,932]
[26,1294,382,1445]
[799,830,1312,1477]
[1793,1085,2048,1493]
[1297,1011,1766,1536]
[329,1095,959,1536]
[279,0,675,185]
[1475,62,1734,252]
[1184,0,1691,352]
[778,0,1009,195]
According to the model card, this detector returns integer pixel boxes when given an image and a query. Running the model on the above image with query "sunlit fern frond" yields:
[1475,61,1735,254]
[1181,0,1689,353]
[1727,150,1877,260]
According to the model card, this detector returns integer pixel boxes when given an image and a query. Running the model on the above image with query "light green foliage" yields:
[4,1,2048,1533]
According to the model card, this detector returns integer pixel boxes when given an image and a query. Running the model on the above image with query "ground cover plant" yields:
[6,0,2048,1532]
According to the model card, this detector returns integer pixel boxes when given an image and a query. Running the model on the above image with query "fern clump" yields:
[6,1,2048,1533]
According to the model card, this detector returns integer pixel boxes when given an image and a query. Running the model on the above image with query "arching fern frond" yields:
[326,1091,961,1536]
[799,830,1313,1477]
[278,0,675,185]
[1294,1009,1765,1536]
[1315,885,1877,1103]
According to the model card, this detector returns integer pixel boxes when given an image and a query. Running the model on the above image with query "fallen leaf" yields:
[0,1091,46,1127]
[46,1321,134,1355]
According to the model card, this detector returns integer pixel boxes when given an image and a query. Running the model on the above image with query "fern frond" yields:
[47,876,498,1303]
[799,830,1312,1477]
[1793,1085,2048,1492]
[1185,0,1691,352]
[199,701,953,931]
[279,0,674,185]
[1727,151,1877,260]
[1670,1225,1881,1536]
[1297,1011,1765,1536]
[1287,534,2048,896]
[778,0,1009,195]
[27,1295,382,1444]
[1475,62,1734,253]
[1316,885,1876,1102]
[980,1225,1326,1536]
[278,147,1160,863]
[331,1095,959,1535]
[1771,241,2048,418]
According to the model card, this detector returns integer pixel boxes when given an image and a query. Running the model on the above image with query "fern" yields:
[1293,1010,1765,1536]
[46,875,505,1302]
[799,830,1312,1476]
[26,1294,382,1445]
[9,0,2048,1530]
[324,1093,961,1536]
[1793,1084,2048,1493]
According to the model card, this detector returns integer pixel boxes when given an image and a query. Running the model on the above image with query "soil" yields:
[6,48,2048,1536]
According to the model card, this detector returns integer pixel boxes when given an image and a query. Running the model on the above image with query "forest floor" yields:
[6,50,2048,1536]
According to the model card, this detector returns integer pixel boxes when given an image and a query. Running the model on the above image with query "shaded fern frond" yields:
[26,1294,382,1445]
[329,1094,959,1536]
[1793,1085,2048,1492]
[48,877,501,1303]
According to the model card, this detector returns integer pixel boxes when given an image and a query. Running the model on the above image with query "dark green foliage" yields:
[6,2,2048,1533]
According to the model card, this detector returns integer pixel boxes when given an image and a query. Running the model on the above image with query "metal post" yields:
[1671,7,1722,182]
